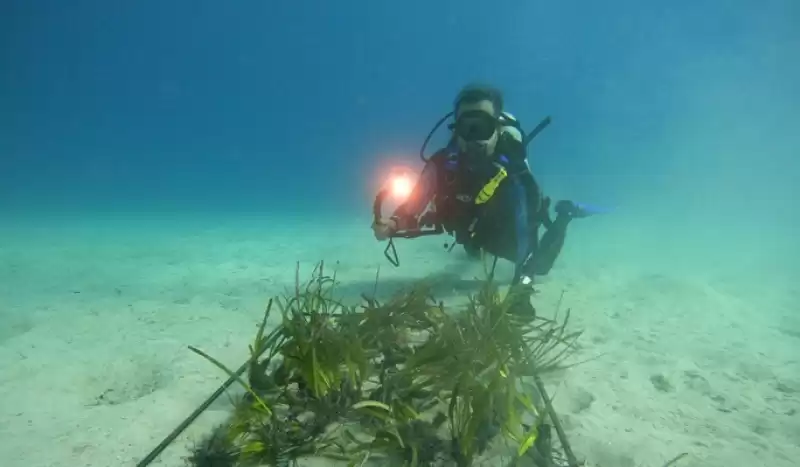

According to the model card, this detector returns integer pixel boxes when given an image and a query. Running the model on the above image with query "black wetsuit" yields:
[392,137,573,284]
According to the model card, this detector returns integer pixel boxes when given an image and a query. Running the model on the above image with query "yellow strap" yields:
[475,166,508,205]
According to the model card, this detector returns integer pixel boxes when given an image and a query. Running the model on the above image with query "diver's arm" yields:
[390,160,438,231]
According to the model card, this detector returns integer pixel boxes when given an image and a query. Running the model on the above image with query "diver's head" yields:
[452,84,503,158]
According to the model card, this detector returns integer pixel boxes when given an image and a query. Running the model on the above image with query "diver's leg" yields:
[454,228,483,259]
[475,235,515,263]
[532,214,569,275]
[530,200,582,275]
[505,223,540,317]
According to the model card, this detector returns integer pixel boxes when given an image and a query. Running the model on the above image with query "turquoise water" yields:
[1,1,798,466]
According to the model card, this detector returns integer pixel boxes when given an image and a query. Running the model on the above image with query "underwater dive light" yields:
[389,173,413,200]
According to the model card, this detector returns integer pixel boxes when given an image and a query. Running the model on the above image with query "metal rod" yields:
[534,374,580,467]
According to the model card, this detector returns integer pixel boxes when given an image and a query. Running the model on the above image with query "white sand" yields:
[0,213,797,467]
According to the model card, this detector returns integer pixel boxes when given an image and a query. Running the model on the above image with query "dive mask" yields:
[450,110,498,142]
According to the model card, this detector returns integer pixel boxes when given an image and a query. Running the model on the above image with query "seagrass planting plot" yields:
[186,262,584,467]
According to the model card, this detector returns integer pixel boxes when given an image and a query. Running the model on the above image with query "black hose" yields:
[420,111,454,162]
[522,116,552,148]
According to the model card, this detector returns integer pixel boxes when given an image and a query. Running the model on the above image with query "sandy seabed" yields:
[0,214,797,467]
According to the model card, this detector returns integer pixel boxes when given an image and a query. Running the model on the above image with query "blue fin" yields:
[574,202,613,217]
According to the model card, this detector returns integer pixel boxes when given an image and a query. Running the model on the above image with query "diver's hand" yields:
[372,218,398,241]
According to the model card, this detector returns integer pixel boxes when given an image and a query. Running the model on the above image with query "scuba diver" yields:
[372,84,595,311]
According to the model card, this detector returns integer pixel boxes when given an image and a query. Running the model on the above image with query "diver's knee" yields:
[463,243,481,259]
[533,261,553,276]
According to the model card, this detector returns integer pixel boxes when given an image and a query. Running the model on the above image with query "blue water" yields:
[1,1,799,466]
[3,0,797,220]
